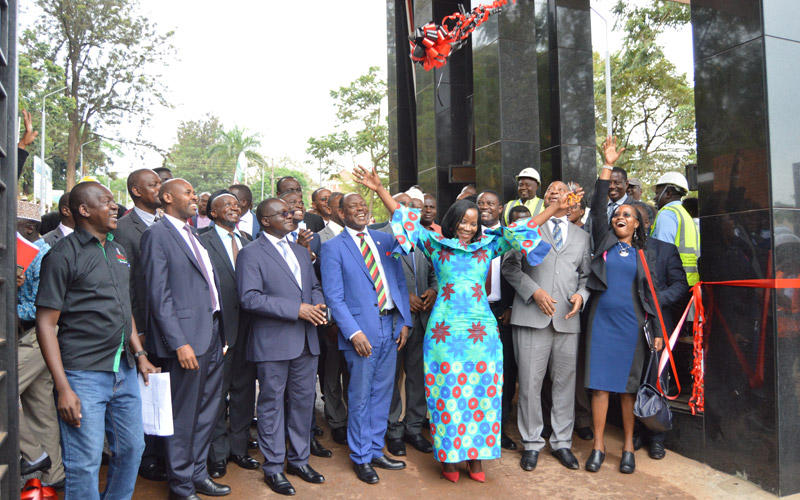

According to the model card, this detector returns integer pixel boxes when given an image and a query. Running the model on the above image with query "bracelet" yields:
[602,164,614,170]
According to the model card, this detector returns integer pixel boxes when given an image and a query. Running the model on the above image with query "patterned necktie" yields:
[357,232,387,311]
[607,201,617,222]
[551,219,564,250]
[183,224,218,310]
[278,239,302,287]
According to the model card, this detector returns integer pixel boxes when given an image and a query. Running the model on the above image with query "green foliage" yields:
[253,157,315,208]
[208,126,266,182]
[306,66,389,217]
[595,0,695,186]
[166,115,229,192]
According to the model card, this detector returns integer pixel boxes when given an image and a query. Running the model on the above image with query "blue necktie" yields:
[551,219,563,250]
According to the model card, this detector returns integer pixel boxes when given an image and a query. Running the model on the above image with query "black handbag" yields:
[634,349,673,432]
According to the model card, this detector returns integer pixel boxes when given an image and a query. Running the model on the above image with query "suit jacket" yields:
[374,221,438,328]
[303,212,325,233]
[236,234,323,362]
[200,227,253,349]
[502,219,591,334]
[320,228,412,350]
[141,218,225,358]
[112,210,149,334]
[42,226,66,248]
[649,237,690,332]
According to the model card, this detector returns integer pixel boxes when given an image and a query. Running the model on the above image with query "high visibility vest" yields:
[651,204,700,285]
[502,197,544,226]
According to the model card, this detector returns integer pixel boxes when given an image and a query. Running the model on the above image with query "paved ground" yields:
[117,418,790,500]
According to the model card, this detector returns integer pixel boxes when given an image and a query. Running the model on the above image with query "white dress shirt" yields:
[134,206,156,227]
[262,231,303,290]
[345,226,396,339]
[327,220,343,235]
[546,215,570,247]
[484,224,502,303]
[58,223,74,237]
[214,224,244,269]
[164,213,220,312]
[237,210,254,234]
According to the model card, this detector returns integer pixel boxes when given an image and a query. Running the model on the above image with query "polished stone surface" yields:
[691,0,763,61]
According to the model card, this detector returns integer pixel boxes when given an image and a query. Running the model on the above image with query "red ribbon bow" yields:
[21,478,58,500]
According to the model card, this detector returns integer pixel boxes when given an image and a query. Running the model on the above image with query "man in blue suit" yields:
[141,179,230,500]
[237,197,327,496]
[320,193,412,484]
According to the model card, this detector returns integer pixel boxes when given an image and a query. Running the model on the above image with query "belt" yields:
[379,307,396,316]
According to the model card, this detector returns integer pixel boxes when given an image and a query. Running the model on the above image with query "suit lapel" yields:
[163,219,205,275]
[341,231,372,281]
[207,229,235,279]
[260,237,301,290]
[130,210,146,235]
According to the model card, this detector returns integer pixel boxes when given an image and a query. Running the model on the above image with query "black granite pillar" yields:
[683,0,800,495]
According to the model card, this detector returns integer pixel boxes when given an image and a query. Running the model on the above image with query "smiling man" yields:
[502,167,545,225]
[36,182,158,500]
[141,179,230,500]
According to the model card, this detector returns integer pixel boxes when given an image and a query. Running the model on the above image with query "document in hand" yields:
[138,372,174,436]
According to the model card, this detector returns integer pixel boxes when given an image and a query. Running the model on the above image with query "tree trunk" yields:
[66,120,79,190]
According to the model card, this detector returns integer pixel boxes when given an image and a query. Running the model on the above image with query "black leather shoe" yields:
[371,454,406,470]
[520,450,539,471]
[332,426,348,445]
[386,438,407,456]
[649,442,666,460]
[632,432,643,451]
[20,455,51,475]
[229,454,260,470]
[619,451,636,473]
[575,427,594,441]
[551,448,580,470]
[312,425,324,436]
[265,473,296,496]
[168,492,201,500]
[404,433,433,453]
[354,463,380,484]
[310,437,332,458]
[208,459,227,479]
[248,439,258,449]
[139,462,168,481]
[541,425,553,439]
[501,433,518,450]
[585,449,605,472]
[286,463,325,484]
[42,479,65,491]
[194,477,231,496]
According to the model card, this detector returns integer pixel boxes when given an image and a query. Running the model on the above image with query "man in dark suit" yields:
[373,192,436,457]
[228,184,259,238]
[320,193,412,484]
[141,179,231,500]
[112,168,166,481]
[237,197,327,496]
[199,190,259,478]
[276,176,325,232]
[42,192,75,247]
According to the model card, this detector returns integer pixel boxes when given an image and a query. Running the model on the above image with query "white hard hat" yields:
[655,172,689,193]
[516,168,541,183]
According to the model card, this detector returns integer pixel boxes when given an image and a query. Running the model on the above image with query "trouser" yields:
[490,301,517,430]
[344,313,397,464]
[386,312,426,439]
[18,329,65,484]
[321,326,350,430]
[542,328,593,429]
[514,324,578,452]
[209,330,257,462]
[162,321,224,497]
[59,361,144,500]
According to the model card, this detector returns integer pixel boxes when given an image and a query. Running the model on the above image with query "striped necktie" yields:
[357,232,387,311]
[551,219,564,250]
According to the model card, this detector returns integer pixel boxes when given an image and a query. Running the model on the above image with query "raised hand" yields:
[353,165,383,191]
[18,109,38,149]
[603,135,625,166]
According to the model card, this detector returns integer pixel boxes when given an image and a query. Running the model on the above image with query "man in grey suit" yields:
[237,197,327,496]
[373,192,436,456]
[199,190,259,478]
[41,192,74,247]
[502,181,591,473]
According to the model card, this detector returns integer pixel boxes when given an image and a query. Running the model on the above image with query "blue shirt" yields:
[651,201,682,244]
[17,238,50,322]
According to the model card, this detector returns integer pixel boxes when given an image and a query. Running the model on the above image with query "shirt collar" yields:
[609,193,628,206]
[549,215,568,224]
[58,223,74,236]
[345,225,368,239]
[164,213,188,231]
[214,223,241,240]
[262,231,285,246]
[73,226,113,245]
[133,206,156,226]
[327,220,343,234]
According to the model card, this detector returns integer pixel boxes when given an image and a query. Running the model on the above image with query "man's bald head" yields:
[393,192,412,208]
[127,168,162,211]
[159,178,197,219]
[69,182,110,218]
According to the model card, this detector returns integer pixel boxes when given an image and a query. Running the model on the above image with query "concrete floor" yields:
[117,420,789,500]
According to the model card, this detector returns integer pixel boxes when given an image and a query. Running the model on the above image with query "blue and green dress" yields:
[391,205,550,462]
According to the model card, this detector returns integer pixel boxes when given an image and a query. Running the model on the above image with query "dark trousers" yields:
[321,325,350,430]
[491,301,517,431]
[257,346,318,475]
[387,312,426,439]
[162,319,224,497]
[208,330,257,461]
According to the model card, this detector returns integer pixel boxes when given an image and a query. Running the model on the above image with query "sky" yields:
[21,0,694,180]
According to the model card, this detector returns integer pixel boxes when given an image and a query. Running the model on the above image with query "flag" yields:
[233,151,248,184]
[17,234,40,276]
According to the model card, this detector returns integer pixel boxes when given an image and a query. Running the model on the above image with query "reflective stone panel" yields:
[691,0,763,61]
[557,46,595,146]
[416,85,436,174]
[556,2,591,51]
[499,38,538,142]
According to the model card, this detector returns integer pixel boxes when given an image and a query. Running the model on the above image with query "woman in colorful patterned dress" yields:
[354,166,579,482]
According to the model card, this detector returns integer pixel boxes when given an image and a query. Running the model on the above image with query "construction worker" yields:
[501,167,544,225]
[651,172,700,286]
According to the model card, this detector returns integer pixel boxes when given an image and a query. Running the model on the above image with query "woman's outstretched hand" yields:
[556,186,585,211]
[353,165,383,191]
[603,135,626,166]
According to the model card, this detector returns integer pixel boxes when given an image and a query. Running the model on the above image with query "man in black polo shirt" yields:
[36,181,159,500]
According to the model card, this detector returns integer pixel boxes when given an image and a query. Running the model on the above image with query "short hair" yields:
[228,184,253,203]
[276,176,296,193]
[477,189,500,202]
[127,168,156,198]
[39,211,60,235]
[508,205,531,222]
[311,187,329,203]
[57,192,71,220]
[611,166,627,181]
[255,197,281,226]
[69,181,106,218]
[206,189,238,221]
[440,200,481,243]
[152,166,172,175]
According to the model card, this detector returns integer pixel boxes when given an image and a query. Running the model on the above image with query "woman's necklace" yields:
[617,241,631,257]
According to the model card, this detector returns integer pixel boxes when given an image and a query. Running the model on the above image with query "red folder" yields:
[17,234,40,276]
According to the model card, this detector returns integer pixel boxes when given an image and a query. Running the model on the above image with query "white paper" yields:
[138,372,174,436]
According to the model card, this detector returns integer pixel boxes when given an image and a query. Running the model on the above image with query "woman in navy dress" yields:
[584,137,664,474]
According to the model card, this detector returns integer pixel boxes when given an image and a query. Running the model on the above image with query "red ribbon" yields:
[409,0,516,71]
[21,478,57,500]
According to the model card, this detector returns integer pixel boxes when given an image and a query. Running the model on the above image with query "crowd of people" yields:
[15,130,702,498]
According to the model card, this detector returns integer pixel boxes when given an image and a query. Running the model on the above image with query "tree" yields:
[594,1,695,184]
[167,115,228,192]
[31,0,174,189]
[306,66,388,218]
[208,126,266,184]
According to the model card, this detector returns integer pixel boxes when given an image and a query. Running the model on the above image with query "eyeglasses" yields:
[265,211,292,219]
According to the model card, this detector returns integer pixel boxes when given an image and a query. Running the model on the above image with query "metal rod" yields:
[590,7,612,138]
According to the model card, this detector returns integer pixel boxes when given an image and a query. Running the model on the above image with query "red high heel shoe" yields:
[441,464,460,483]
[467,461,485,483]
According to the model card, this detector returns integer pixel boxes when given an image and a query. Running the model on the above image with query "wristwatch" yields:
[133,350,148,360]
